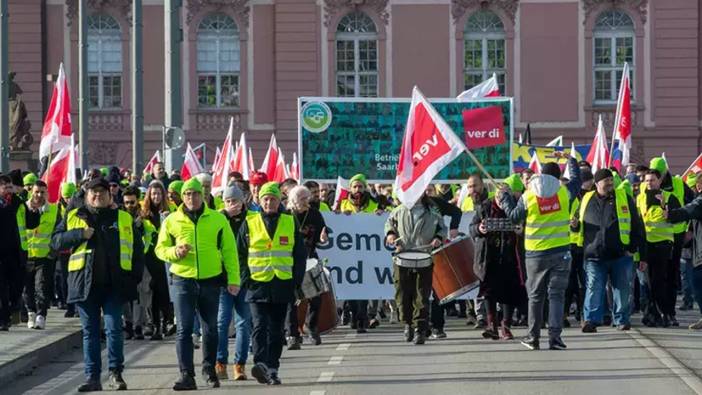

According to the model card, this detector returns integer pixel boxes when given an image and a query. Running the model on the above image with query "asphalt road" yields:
[6,311,702,395]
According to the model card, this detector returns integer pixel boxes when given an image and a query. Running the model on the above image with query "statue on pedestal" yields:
[9,72,33,152]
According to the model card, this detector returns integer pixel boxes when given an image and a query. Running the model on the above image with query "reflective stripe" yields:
[249,251,293,258]
[527,220,570,228]
[645,222,673,229]
[250,266,293,273]
[524,233,570,240]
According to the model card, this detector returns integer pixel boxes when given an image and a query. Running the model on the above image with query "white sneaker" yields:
[689,318,702,330]
[34,315,46,330]
[27,312,36,329]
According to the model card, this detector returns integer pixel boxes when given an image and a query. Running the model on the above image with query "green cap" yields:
[649,157,668,175]
[259,182,282,200]
[504,174,524,193]
[119,179,129,187]
[61,182,77,198]
[349,173,367,187]
[181,178,203,196]
[169,180,184,194]
[100,167,109,177]
[686,173,698,189]
[23,172,38,186]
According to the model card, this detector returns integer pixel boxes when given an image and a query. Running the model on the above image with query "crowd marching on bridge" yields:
[2,152,702,392]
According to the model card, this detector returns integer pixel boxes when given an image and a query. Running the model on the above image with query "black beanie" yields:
[541,162,561,179]
[594,168,613,183]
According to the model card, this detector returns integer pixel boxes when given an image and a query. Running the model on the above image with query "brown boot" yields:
[215,362,228,380]
[234,364,247,381]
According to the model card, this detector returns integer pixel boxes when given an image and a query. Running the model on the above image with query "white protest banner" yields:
[317,212,478,300]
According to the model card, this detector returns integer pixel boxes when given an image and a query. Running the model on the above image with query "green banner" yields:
[298,97,513,182]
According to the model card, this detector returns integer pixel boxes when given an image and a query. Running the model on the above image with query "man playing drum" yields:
[384,186,446,345]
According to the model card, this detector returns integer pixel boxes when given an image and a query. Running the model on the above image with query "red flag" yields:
[143,150,161,175]
[332,176,350,210]
[395,86,466,208]
[683,153,702,182]
[211,146,221,173]
[212,118,234,193]
[289,152,299,181]
[42,134,77,203]
[610,62,632,170]
[248,147,255,177]
[40,63,72,164]
[528,150,542,174]
[586,115,610,173]
[181,143,205,181]
[456,73,500,101]
[232,132,251,181]
[260,134,287,182]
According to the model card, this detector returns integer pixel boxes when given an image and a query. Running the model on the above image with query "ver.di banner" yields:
[317,212,479,301]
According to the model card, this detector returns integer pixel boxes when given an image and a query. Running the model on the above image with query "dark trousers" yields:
[565,249,585,321]
[668,234,684,316]
[647,241,675,316]
[430,290,445,331]
[348,300,368,328]
[146,256,172,331]
[171,276,220,376]
[250,302,287,370]
[393,265,433,331]
[286,296,322,337]
[54,254,69,306]
[23,258,55,316]
[76,290,124,379]
[0,254,24,325]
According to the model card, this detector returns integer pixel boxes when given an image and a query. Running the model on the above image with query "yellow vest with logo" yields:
[340,198,378,213]
[16,203,27,251]
[670,176,687,234]
[576,189,631,248]
[66,209,134,272]
[27,204,59,259]
[246,212,295,282]
[636,190,674,243]
[524,186,570,252]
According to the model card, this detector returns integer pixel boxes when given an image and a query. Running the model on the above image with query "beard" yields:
[351,192,364,204]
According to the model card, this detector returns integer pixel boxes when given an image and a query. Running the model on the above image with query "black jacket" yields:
[574,191,646,261]
[430,196,462,231]
[237,210,307,303]
[0,194,39,258]
[669,193,702,267]
[51,206,144,303]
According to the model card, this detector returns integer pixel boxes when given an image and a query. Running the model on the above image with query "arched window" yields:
[464,10,505,93]
[87,14,122,109]
[197,14,240,108]
[335,12,378,97]
[593,10,634,103]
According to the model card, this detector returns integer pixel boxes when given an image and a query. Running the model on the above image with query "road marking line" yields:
[317,372,335,383]
[328,356,344,365]
[336,343,351,351]
[629,329,702,394]
[310,391,326,395]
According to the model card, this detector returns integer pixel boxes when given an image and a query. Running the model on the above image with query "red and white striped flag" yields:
[586,115,610,173]
[609,62,632,170]
[333,176,350,211]
[395,86,466,208]
[143,150,161,175]
[456,73,500,101]
[181,143,205,181]
[260,134,287,182]
[212,118,234,193]
[40,63,72,168]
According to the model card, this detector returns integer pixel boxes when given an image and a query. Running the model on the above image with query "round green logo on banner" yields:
[301,101,332,133]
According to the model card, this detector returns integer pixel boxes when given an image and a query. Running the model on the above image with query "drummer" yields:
[284,186,328,349]
[385,185,446,345]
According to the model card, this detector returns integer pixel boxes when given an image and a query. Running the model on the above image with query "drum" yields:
[431,236,479,304]
[297,268,338,335]
[393,250,432,268]
[297,259,331,300]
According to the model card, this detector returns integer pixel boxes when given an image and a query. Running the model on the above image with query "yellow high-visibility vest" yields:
[576,189,631,248]
[27,204,59,259]
[246,212,295,282]
[66,209,133,272]
[636,190,674,243]
[523,186,570,252]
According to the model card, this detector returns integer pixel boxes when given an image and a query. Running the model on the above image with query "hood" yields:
[529,174,561,198]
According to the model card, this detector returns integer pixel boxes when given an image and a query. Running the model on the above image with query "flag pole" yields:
[463,147,498,188]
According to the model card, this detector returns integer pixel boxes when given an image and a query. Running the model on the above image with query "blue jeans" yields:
[76,290,124,379]
[681,258,694,306]
[584,255,634,325]
[171,276,221,375]
[216,288,251,365]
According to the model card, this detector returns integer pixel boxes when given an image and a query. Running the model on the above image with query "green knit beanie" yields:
[61,182,77,198]
[349,173,368,187]
[504,174,525,193]
[258,182,282,200]
[649,157,668,175]
[181,178,203,196]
